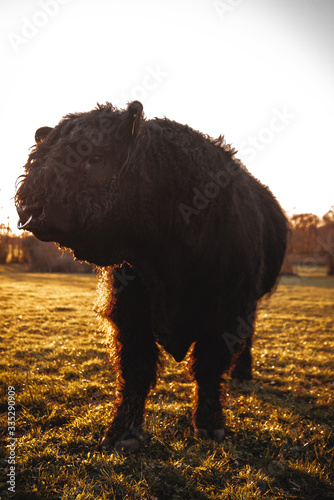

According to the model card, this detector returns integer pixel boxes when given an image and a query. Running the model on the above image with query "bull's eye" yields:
[89,154,104,166]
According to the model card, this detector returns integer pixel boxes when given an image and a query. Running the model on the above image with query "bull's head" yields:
[15,101,144,263]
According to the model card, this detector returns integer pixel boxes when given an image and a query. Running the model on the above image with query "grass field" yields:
[0,265,334,499]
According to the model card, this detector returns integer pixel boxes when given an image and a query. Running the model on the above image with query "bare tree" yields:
[318,208,334,275]
[0,221,11,263]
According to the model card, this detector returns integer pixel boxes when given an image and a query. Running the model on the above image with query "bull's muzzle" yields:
[17,204,43,230]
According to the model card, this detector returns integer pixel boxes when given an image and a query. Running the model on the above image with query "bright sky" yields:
[1,0,333,231]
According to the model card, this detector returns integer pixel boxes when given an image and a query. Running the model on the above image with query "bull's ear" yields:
[125,101,143,139]
[35,126,53,144]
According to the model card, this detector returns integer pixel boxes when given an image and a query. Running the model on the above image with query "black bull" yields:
[16,101,288,451]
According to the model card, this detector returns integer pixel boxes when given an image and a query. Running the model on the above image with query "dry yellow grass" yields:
[0,265,333,499]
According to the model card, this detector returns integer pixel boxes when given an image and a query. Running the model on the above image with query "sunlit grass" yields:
[0,265,333,499]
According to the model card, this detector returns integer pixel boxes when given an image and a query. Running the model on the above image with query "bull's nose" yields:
[17,206,32,230]
[17,204,43,230]
[18,214,33,230]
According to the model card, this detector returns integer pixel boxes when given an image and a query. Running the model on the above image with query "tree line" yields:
[283,208,334,275]
[0,223,92,273]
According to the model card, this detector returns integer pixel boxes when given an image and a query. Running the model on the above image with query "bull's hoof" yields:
[212,428,225,442]
[100,427,141,453]
[195,427,225,443]
[114,437,140,453]
[99,434,113,450]
[194,428,209,439]
[194,427,225,442]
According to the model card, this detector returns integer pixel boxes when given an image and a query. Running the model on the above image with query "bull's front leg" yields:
[100,266,159,452]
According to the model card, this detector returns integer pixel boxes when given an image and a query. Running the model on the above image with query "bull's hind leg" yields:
[191,337,231,442]
[230,303,257,381]
[191,301,256,440]
[230,335,253,381]
[100,265,159,452]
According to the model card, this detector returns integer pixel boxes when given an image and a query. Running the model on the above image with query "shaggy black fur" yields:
[16,101,288,450]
